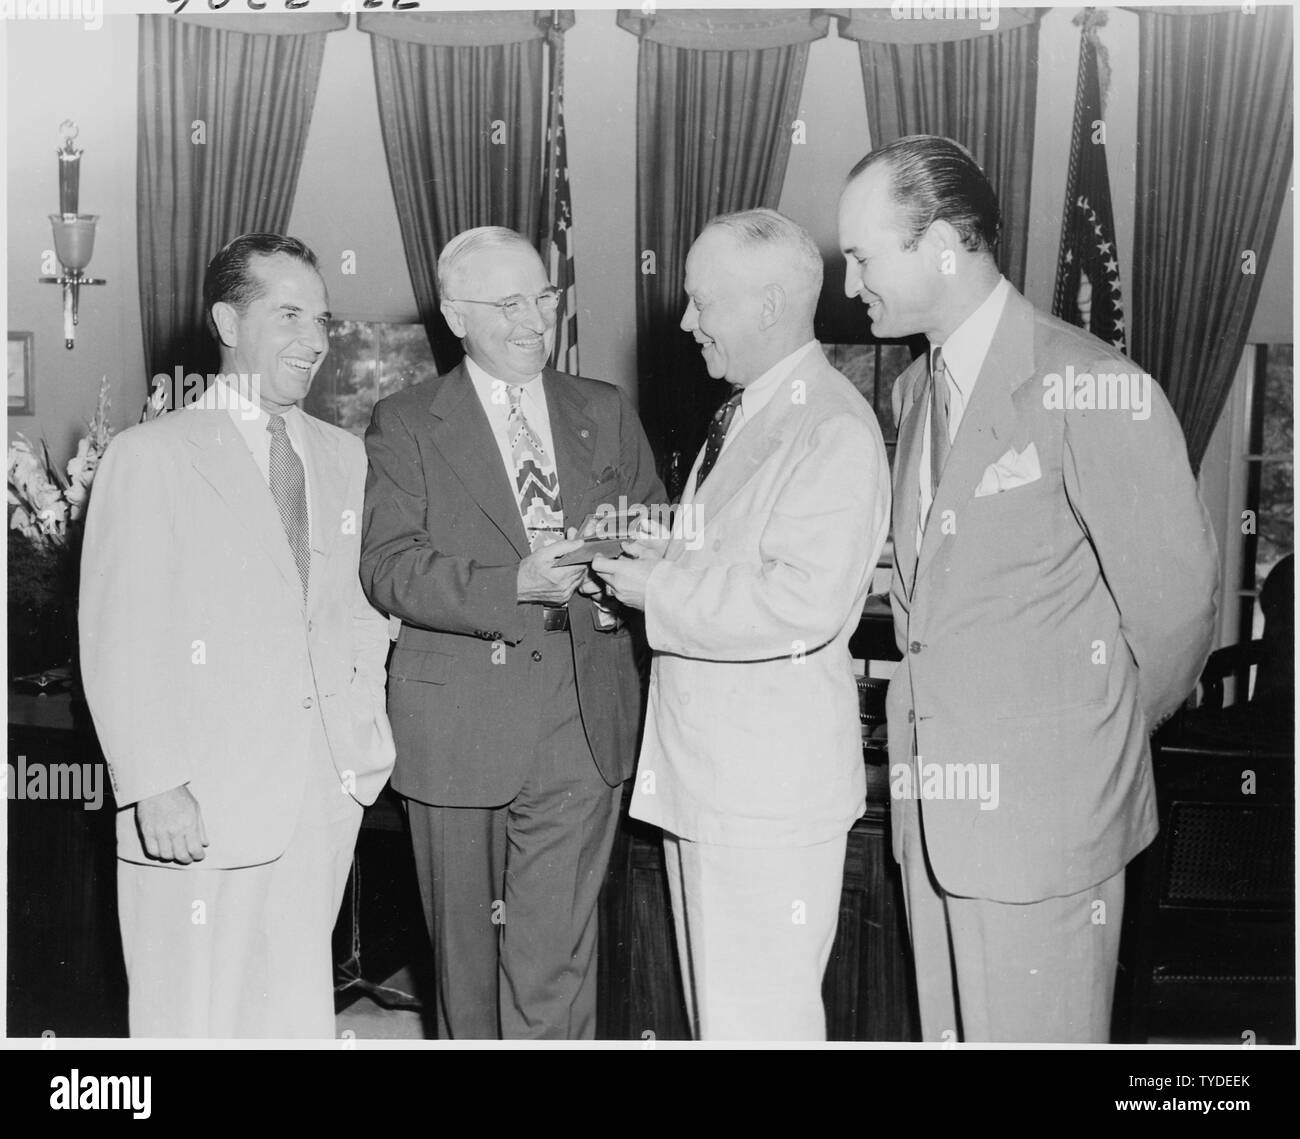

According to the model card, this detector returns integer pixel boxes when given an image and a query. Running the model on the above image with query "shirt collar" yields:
[738,339,818,423]
[201,377,304,450]
[932,276,1010,399]
[465,354,543,406]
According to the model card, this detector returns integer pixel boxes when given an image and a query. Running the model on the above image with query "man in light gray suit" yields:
[838,135,1218,1042]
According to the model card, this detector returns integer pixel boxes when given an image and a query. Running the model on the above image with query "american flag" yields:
[543,23,579,374]
[1052,11,1127,354]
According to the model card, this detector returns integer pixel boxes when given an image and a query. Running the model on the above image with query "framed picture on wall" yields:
[8,332,34,415]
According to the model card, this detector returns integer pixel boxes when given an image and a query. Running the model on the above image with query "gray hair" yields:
[437,226,540,297]
[701,208,824,297]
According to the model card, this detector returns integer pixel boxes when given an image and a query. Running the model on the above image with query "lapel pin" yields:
[579,428,590,439]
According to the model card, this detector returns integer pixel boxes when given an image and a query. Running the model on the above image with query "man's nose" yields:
[680,302,697,333]
[521,296,553,330]
[843,260,863,299]
[302,322,328,354]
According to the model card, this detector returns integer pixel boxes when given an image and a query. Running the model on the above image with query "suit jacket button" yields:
[302,697,314,709]
[531,650,543,662]
[909,641,922,654]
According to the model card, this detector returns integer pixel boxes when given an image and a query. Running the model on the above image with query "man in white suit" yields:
[594,210,891,1039]
[80,233,395,1037]
[837,136,1218,1041]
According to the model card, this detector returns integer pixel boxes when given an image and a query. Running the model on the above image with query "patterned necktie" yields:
[930,347,952,499]
[694,388,743,491]
[267,413,310,602]
[507,385,565,551]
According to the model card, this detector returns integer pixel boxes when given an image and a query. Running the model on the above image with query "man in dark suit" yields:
[361,226,663,1038]
[837,136,1218,1042]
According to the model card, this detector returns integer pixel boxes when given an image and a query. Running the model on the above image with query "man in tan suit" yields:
[595,210,891,1039]
[837,135,1218,1042]
[80,234,394,1037]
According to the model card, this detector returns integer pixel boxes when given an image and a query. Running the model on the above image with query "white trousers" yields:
[117,733,361,1039]
[662,830,847,1041]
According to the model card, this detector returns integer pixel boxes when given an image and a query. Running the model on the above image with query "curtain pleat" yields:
[634,36,812,473]
[368,32,544,373]
[136,14,333,395]
[855,21,1039,292]
[1131,6,1293,471]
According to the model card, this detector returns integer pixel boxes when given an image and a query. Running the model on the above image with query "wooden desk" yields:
[7,691,127,1037]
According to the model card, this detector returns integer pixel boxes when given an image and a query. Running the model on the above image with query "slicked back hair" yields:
[847,135,1001,256]
[437,226,541,298]
[701,207,824,303]
[203,233,320,340]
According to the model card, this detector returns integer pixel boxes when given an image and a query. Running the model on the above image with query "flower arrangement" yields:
[7,376,113,677]
[9,375,112,549]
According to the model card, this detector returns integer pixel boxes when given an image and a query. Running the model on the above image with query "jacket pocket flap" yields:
[390,648,453,685]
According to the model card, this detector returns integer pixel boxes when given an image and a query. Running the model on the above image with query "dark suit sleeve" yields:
[361,396,527,644]
[614,388,667,518]
[1062,366,1219,728]
[572,387,666,629]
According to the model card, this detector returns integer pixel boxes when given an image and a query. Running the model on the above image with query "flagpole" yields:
[544,11,562,252]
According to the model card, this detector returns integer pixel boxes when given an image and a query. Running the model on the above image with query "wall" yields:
[5,16,144,461]
[5,7,1292,469]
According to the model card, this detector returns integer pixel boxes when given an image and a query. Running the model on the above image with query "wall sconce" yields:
[39,121,106,350]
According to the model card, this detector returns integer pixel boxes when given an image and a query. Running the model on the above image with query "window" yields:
[821,342,916,453]
[1238,343,1293,645]
[303,321,439,436]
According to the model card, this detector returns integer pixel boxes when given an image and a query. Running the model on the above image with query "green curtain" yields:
[136,13,343,398]
[620,9,829,481]
[1130,5,1293,472]
[839,8,1041,294]
[362,12,565,374]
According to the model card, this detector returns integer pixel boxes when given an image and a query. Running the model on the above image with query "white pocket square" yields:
[974,442,1041,498]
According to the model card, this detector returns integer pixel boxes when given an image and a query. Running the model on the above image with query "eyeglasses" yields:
[445,287,562,322]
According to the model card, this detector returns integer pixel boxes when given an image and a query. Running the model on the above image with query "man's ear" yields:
[211,301,240,349]
[758,283,787,331]
[922,219,961,276]
[440,299,466,338]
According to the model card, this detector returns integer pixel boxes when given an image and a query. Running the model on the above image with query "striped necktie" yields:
[930,347,952,499]
[267,414,310,602]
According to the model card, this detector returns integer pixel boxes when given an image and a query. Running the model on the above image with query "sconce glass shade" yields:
[49,214,98,271]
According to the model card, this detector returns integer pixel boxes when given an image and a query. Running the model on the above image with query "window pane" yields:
[821,342,915,440]
[1256,344,1293,594]
[304,321,439,436]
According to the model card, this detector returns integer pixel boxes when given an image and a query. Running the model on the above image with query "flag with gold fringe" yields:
[1053,9,1127,354]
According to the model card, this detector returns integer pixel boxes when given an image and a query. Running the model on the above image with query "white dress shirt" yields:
[465,355,558,501]
[916,276,1011,545]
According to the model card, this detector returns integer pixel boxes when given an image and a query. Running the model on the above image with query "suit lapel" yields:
[914,289,1036,587]
[185,407,303,601]
[688,350,827,522]
[298,413,345,612]
[427,362,531,559]
[542,369,599,525]
[892,357,927,601]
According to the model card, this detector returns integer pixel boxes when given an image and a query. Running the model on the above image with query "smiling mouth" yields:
[283,357,315,374]
[510,336,545,350]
